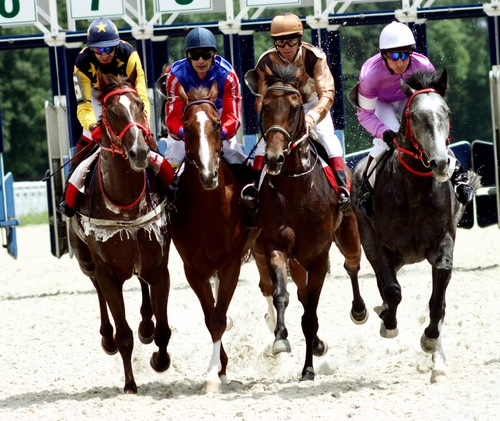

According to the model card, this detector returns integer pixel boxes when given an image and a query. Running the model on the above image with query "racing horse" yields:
[351,69,481,383]
[168,83,259,392]
[249,63,368,381]
[68,71,172,394]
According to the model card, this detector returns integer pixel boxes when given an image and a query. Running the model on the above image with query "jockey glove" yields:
[178,127,184,140]
[383,129,397,149]
[221,129,227,140]
[90,124,102,143]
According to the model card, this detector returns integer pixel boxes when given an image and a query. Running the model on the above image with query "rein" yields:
[396,88,451,177]
[100,87,152,158]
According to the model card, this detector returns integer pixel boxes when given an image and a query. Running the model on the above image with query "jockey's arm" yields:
[74,67,98,132]
[220,70,242,139]
[309,52,335,125]
[126,52,150,120]
[356,83,387,139]
[164,74,184,140]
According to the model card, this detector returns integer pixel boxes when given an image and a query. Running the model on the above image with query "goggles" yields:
[187,50,215,61]
[274,38,301,48]
[91,46,116,56]
[385,51,411,61]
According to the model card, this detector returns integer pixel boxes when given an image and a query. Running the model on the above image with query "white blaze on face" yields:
[196,110,211,169]
[119,95,139,140]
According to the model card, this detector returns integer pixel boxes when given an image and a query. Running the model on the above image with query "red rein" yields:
[396,88,451,177]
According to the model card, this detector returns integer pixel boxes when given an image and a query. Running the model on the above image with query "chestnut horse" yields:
[352,69,481,383]
[251,64,368,381]
[69,71,171,394]
[168,83,259,392]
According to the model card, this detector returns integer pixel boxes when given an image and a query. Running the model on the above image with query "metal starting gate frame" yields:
[0,0,499,258]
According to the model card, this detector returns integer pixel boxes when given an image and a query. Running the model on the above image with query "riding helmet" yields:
[185,28,217,52]
[270,13,304,38]
[87,18,120,48]
[379,21,416,51]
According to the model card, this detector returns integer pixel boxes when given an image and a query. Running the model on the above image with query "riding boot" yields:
[356,156,375,218]
[330,157,352,216]
[450,163,475,205]
[57,136,93,218]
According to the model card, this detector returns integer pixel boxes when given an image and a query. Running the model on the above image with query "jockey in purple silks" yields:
[354,21,475,217]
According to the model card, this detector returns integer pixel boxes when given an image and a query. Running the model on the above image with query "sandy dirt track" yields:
[0,223,499,421]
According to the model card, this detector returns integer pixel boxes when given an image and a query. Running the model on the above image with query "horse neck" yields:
[98,150,146,206]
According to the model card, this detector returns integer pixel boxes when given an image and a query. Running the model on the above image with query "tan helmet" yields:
[270,13,303,38]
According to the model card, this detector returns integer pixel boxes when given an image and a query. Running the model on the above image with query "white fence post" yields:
[13,181,48,217]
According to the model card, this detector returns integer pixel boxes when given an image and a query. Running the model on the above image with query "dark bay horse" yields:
[168,83,258,392]
[351,69,481,383]
[252,63,368,381]
[69,71,172,394]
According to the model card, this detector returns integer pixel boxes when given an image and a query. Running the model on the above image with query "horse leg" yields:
[289,260,327,357]
[375,248,401,338]
[268,250,291,355]
[299,254,329,381]
[137,279,155,344]
[90,277,118,355]
[251,236,276,332]
[333,214,368,324]
[97,273,136,394]
[148,265,172,374]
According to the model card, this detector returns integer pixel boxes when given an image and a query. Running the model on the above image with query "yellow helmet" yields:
[270,13,303,38]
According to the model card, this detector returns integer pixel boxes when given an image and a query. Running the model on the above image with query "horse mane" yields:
[94,73,134,102]
[404,69,447,97]
[187,86,211,102]
[265,64,300,89]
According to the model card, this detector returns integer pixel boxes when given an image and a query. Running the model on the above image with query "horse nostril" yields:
[430,159,437,169]
[277,155,285,165]
[129,150,137,160]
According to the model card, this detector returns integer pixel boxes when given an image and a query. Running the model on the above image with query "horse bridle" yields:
[395,88,451,177]
[101,87,152,158]
[181,99,222,171]
[260,85,309,154]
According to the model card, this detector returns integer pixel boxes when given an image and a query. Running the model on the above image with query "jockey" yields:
[355,21,475,217]
[58,17,174,218]
[253,12,352,215]
[164,27,248,168]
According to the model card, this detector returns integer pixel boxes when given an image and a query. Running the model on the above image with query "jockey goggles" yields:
[91,46,116,55]
[274,38,301,48]
[384,51,411,61]
[187,50,215,61]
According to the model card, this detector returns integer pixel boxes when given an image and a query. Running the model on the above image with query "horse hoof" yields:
[313,340,328,357]
[101,337,118,355]
[350,307,369,325]
[150,352,171,372]
[380,323,398,338]
[138,331,154,345]
[206,380,221,393]
[421,334,439,354]
[123,381,138,394]
[430,369,447,384]
[226,316,233,332]
[272,338,291,354]
[300,367,315,382]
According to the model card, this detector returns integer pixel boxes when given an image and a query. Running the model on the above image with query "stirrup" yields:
[356,180,374,218]
[338,189,353,216]
[454,182,475,206]
[240,183,258,209]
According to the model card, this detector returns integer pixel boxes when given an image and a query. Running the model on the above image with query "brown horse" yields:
[251,64,368,381]
[168,83,258,392]
[69,71,172,394]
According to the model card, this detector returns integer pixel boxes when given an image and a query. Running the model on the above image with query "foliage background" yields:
[0,0,492,180]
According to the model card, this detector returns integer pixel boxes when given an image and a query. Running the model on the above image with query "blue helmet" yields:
[185,28,217,52]
[87,18,120,48]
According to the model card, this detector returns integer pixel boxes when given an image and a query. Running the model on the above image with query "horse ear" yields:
[178,84,188,107]
[400,77,415,98]
[437,68,448,96]
[209,81,218,103]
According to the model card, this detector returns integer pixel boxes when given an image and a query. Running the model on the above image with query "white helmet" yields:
[379,21,415,51]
